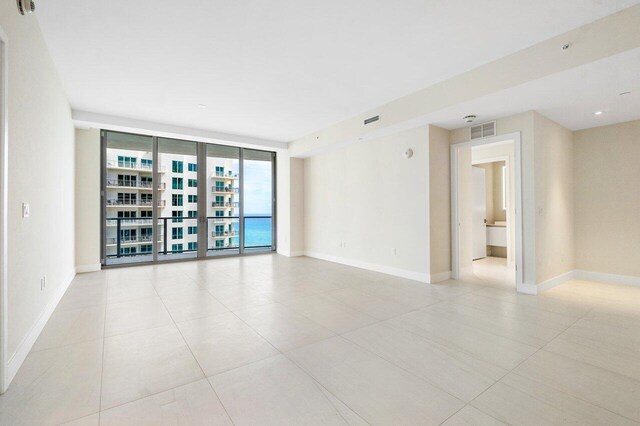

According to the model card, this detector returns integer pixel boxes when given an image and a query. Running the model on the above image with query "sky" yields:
[242,160,272,215]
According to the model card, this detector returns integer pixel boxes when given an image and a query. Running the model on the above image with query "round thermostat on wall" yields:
[17,0,35,15]
[404,149,413,159]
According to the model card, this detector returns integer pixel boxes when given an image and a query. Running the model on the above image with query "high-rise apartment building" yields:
[105,148,239,261]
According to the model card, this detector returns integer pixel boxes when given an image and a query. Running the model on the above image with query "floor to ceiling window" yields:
[206,144,241,256]
[243,149,275,252]
[157,137,199,261]
[102,130,276,266]
[103,132,154,265]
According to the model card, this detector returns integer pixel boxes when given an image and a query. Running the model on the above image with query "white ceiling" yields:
[427,48,640,131]
[36,0,639,142]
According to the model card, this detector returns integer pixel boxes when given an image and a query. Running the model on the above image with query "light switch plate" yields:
[22,203,30,218]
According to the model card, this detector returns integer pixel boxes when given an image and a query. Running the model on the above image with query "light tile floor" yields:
[1,254,640,425]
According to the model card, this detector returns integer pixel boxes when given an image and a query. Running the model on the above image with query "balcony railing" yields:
[106,160,167,172]
[105,215,272,259]
[212,230,238,238]
[106,179,166,190]
[211,186,239,194]
[212,172,239,179]
[106,218,153,226]
[105,216,197,258]
[208,217,235,223]
[106,235,155,245]
[106,199,166,207]
[211,202,239,208]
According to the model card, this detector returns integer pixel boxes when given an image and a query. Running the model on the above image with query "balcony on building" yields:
[211,171,239,180]
[105,235,160,245]
[211,201,240,209]
[106,199,166,207]
[211,186,239,194]
[106,160,166,173]
[211,230,238,239]
[106,179,166,190]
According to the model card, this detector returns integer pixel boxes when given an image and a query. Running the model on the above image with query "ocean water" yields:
[242,215,273,247]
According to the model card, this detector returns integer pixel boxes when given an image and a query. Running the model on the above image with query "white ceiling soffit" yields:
[36,0,640,143]
[72,111,288,150]
[428,47,640,131]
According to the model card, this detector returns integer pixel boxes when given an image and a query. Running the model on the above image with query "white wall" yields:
[274,150,292,255]
[533,113,575,284]
[574,120,640,278]
[288,158,304,255]
[75,129,101,270]
[0,5,76,390]
[303,126,430,281]
[428,125,451,281]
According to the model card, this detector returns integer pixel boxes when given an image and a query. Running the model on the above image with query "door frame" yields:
[0,24,8,393]
[450,132,524,290]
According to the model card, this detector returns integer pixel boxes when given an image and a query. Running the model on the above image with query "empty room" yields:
[1,1,639,425]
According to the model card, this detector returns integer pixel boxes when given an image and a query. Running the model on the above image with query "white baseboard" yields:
[75,263,101,274]
[5,269,75,389]
[574,269,640,287]
[277,249,305,257]
[304,251,429,283]
[534,269,640,294]
[537,270,575,292]
[429,271,451,283]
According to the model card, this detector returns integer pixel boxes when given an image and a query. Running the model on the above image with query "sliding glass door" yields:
[101,130,275,266]
[157,138,199,261]
[243,149,275,251]
[206,144,241,256]
[103,132,154,265]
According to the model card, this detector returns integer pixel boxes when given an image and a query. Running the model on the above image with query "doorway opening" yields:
[451,132,524,291]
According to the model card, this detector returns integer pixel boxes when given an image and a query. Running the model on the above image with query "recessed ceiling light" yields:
[197,104,207,108]
[594,111,603,116]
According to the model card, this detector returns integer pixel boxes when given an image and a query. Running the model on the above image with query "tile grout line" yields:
[449,298,605,425]
[280,343,374,426]
[197,274,374,424]
[96,276,113,425]
[500,299,640,425]
[125,275,238,425]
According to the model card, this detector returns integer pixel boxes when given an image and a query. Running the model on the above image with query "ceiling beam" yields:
[73,110,289,150]
[289,5,640,157]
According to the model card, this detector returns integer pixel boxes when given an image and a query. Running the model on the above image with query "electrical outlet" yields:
[22,202,30,218]
[40,276,46,291]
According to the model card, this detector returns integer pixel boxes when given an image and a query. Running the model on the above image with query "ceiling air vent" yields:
[470,121,496,140]
[364,115,380,125]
